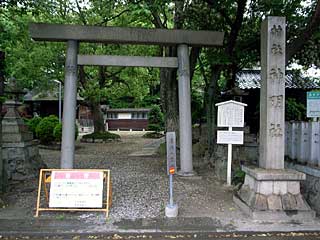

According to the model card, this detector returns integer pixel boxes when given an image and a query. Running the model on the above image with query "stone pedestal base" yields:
[2,100,45,181]
[234,166,315,221]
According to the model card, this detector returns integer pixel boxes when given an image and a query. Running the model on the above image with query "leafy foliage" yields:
[53,123,63,142]
[35,115,59,144]
[285,97,306,121]
[26,116,42,138]
[82,131,120,141]
[147,105,164,133]
[232,168,245,186]
[53,122,79,142]
[142,131,164,139]
[1,0,320,156]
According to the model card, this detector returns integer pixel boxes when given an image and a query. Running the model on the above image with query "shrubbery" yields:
[82,131,120,141]
[53,123,79,142]
[286,98,306,121]
[53,123,62,142]
[35,115,59,144]
[27,115,79,144]
[26,116,42,138]
[147,105,164,133]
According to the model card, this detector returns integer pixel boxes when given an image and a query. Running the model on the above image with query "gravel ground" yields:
[3,132,320,234]
[1,132,243,223]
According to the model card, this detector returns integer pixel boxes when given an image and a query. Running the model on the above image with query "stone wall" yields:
[303,174,320,215]
[286,162,320,215]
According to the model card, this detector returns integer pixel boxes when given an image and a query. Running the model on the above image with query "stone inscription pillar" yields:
[259,17,285,169]
[177,44,193,176]
[234,17,315,221]
[61,40,78,169]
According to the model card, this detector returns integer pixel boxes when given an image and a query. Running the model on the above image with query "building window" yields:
[107,113,118,119]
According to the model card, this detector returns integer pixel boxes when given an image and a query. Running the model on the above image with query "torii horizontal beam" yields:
[29,23,224,47]
[78,55,178,68]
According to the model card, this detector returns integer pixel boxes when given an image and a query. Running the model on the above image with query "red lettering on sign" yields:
[53,171,101,180]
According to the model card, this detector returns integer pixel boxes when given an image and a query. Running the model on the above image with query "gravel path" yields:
[1,132,245,224]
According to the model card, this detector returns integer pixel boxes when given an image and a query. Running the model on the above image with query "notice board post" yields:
[165,132,178,218]
[215,100,247,186]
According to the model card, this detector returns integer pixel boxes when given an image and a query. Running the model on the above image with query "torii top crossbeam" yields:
[29,22,224,175]
[29,23,224,46]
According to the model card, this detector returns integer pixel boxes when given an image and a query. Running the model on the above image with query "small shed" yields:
[105,108,150,131]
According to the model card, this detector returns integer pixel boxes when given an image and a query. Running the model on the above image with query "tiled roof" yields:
[236,70,320,89]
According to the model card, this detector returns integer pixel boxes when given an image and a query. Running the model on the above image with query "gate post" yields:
[177,44,193,175]
[61,40,78,169]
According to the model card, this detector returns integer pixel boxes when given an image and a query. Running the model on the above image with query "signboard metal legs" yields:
[169,174,173,207]
[165,132,178,217]
[227,128,232,186]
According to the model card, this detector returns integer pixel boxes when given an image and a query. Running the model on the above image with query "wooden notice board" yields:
[35,169,112,218]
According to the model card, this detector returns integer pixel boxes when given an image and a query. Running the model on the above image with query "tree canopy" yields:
[1,0,319,144]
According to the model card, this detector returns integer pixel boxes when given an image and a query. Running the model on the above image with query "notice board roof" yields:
[29,23,224,47]
[215,100,247,107]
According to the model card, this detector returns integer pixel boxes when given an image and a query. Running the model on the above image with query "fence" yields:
[285,121,320,167]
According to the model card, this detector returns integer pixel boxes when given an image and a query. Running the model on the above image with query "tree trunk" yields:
[0,51,6,193]
[160,65,179,132]
[91,102,105,133]
[206,66,221,157]
[79,65,106,133]
[159,0,184,134]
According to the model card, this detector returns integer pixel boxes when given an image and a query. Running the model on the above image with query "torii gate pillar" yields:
[177,44,193,176]
[61,40,78,169]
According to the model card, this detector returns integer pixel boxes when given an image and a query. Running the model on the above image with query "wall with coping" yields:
[286,162,320,215]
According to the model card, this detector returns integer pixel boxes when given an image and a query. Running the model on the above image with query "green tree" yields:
[1,1,161,134]
[2,0,319,162]
[148,105,164,133]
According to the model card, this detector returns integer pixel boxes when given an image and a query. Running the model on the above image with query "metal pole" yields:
[177,44,193,176]
[61,40,78,169]
[227,127,232,186]
[169,174,173,207]
[58,81,62,122]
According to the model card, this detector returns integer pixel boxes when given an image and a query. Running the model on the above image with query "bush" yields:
[147,123,162,133]
[142,131,164,139]
[26,116,42,138]
[53,123,62,142]
[35,115,59,144]
[82,131,120,141]
[232,168,245,186]
[53,123,79,142]
[147,105,164,133]
[286,98,306,121]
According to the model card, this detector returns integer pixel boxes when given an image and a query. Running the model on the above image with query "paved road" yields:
[1,232,320,240]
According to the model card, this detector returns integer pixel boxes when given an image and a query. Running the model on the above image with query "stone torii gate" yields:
[29,23,224,175]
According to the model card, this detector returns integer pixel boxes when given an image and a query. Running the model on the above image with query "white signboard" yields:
[216,101,246,127]
[307,92,320,118]
[49,171,104,208]
[166,132,176,175]
[217,131,244,145]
